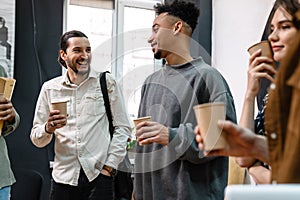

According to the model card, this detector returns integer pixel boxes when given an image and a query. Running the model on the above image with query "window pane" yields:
[66,5,113,72]
[122,6,157,118]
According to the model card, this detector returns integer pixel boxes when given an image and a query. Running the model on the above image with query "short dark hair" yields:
[58,30,88,68]
[154,0,200,32]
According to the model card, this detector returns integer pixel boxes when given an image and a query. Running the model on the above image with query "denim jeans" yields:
[50,169,113,200]
[0,186,11,200]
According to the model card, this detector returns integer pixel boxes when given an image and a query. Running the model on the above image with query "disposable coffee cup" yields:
[51,101,68,116]
[247,40,276,69]
[193,102,227,151]
[0,93,3,120]
[133,116,151,126]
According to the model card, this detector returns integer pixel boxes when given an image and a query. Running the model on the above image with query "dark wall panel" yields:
[6,0,64,199]
[192,0,212,64]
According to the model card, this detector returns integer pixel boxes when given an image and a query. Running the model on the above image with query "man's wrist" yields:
[253,135,269,163]
[45,124,53,134]
[103,165,117,177]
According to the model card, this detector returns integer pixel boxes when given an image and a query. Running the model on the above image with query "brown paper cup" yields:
[193,102,227,151]
[51,101,68,116]
[247,40,276,69]
[133,116,151,126]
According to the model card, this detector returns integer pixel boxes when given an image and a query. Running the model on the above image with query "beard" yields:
[77,68,90,76]
[66,60,91,75]
[66,60,79,74]
[69,66,78,74]
[154,50,162,60]
[67,63,90,76]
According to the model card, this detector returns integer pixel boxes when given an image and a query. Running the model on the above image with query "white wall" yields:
[212,0,275,120]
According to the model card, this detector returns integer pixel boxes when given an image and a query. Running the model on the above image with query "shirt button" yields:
[270,132,277,139]
[270,83,276,90]
[78,139,81,143]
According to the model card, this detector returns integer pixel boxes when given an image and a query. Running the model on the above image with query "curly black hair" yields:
[154,0,200,32]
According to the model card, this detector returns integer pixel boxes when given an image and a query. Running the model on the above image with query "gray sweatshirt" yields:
[134,57,236,200]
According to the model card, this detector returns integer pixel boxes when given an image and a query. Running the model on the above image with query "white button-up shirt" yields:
[30,69,131,186]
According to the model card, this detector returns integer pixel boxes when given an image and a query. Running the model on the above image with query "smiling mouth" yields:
[151,41,157,47]
[272,45,284,52]
[151,43,157,52]
[77,61,88,65]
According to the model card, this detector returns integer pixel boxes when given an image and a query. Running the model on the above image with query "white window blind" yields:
[70,0,114,9]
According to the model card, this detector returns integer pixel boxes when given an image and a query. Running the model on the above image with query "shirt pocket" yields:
[83,93,106,116]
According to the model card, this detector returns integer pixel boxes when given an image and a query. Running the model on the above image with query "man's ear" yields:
[173,21,183,35]
[59,49,66,61]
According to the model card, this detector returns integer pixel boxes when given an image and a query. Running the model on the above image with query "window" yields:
[64,0,162,118]
[64,1,113,72]
[116,0,162,117]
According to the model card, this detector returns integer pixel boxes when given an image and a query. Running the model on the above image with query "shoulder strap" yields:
[100,71,114,139]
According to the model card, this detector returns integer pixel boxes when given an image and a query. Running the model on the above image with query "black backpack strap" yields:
[100,71,114,139]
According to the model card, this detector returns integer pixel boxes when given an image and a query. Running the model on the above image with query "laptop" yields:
[225,184,300,200]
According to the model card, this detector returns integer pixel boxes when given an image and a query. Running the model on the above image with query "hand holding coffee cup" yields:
[135,118,169,146]
[247,40,276,68]
[247,41,277,95]
[133,116,151,140]
[0,93,15,122]
[193,102,227,151]
[133,116,168,145]
[46,101,68,133]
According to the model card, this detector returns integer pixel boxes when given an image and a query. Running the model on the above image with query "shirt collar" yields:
[60,68,99,86]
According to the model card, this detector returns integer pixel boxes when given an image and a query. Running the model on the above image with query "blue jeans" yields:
[0,186,11,200]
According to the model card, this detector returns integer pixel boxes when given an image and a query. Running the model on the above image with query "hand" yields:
[195,120,268,162]
[248,165,271,184]
[0,96,16,122]
[45,110,67,133]
[135,121,169,145]
[194,125,205,151]
[246,49,277,98]
[100,169,111,177]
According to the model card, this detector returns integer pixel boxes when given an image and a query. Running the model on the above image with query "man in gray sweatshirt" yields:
[133,1,236,199]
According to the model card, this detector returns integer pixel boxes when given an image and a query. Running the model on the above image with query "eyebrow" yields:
[72,46,91,50]
[274,19,293,25]
[270,19,294,28]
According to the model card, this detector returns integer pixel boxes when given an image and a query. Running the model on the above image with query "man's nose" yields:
[148,35,153,44]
